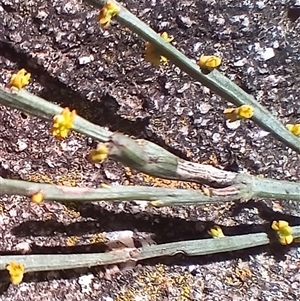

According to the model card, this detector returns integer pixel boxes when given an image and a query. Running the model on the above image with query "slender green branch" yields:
[84,0,300,153]
[1,226,300,272]
[1,174,300,206]
[0,86,238,188]
[0,87,112,142]
[0,177,241,205]
[0,87,300,202]
[251,176,300,199]
[109,133,237,187]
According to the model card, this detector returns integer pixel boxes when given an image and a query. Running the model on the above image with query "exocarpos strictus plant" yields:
[0,0,300,285]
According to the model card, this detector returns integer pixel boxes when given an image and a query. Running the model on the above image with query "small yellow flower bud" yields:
[160,32,174,43]
[31,192,44,204]
[150,200,163,207]
[271,220,289,231]
[271,220,293,245]
[9,69,31,90]
[201,186,211,196]
[198,55,221,70]
[224,105,254,122]
[279,235,294,245]
[286,124,300,136]
[51,107,76,139]
[6,262,25,285]
[89,143,109,163]
[144,32,174,67]
[208,225,225,238]
[98,1,120,29]
[238,105,254,119]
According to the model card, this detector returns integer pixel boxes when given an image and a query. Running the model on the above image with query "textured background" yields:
[0,0,300,300]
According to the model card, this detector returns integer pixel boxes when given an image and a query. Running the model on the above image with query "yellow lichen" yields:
[26,173,53,184]
[114,264,196,301]
[66,236,79,247]
[90,233,107,244]
[27,168,82,187]
[63,204,81,218]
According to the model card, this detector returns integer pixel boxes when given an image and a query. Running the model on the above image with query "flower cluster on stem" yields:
[271,220,293,245]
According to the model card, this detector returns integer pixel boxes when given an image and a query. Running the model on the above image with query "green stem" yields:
[0,177,239,205]
[2,175,300,206]
[1,87,300,202]
[84,0,300,153]
[0,87,112,142]
[0,86,239,188]
[1,226,300,272]
[250,176,300,200]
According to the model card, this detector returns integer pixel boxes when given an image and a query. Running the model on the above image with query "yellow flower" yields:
[208,225,225,238]
[198,55,221,71]
[9,69,31,90]
[224,105,254,122]
[51,107,76,139]
[271,220,293,245]
[144,32,174,67]
[89,143,109,163]
[31,192,44,204]
[97,1,120,29]
[286,124,300,136]
[6,262,25,285]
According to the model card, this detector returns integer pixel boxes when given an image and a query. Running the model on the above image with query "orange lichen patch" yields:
[27,168,82,187]
[6,262,25,285]
[225,267,253,287]
[124,167,202,190]
[27,173,53,184]
[56,170,82,187]
[178,284,192,301]
[90,233,107,244]
[202,154,219,166]
[235,267,252,281]
[66,236,79,247]
[62,203,81,218]
[43,213,53,221]
[9,68,31,90]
